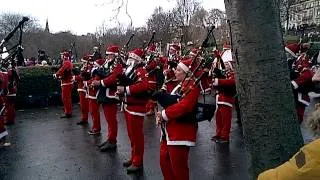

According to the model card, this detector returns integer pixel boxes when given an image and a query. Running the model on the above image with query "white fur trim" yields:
[126,86,130,95]
[212,78,219,86]
[298,93,310,106]
[61,82,73,86]
[161,110,169,121]
[124,105,146,117]
[0,131,8,139]
[178,62,189,73]
[106,88,119,100]
[0,105,5,115]
[170,84,181,95]
[128,53,142,61]
[285,47,298,58]
[77,89,86,92]
[7,94,16,96]
[101,80,105,87]
[291,81,298,89]
[167,140,196,146]
[217,101,233,107]
[105,51,118,55]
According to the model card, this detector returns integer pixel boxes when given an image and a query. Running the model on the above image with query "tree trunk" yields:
[223,1,304,179]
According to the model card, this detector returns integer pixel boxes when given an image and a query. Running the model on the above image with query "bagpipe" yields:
[0,17,28,90]
[152,26,217,123]
[96,33,135,104]
[117,31,155,87]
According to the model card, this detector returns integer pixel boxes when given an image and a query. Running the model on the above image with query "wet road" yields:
[0,105,248,180]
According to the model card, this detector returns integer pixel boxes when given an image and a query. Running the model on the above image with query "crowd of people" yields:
[1,36,320,179]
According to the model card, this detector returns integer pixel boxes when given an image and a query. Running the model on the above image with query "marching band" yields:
[1,28,320,179]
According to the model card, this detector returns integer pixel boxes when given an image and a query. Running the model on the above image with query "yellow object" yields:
[258,139,320,180]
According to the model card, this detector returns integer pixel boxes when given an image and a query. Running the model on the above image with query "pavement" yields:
[0,104,255,180]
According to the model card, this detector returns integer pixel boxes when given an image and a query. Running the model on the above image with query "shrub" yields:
[16,65,79,108]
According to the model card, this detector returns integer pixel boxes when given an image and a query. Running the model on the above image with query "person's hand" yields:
[92,80,101,87]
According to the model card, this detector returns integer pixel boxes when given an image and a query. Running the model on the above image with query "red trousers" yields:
[78,91,89,121]
[89,99,101,131]
[215,104,233,140]
[61,84,72,115]
[160,142,190,180]
[4,96,16,124]
[124,111,144,166]
[296,104,305,124]
[102,104,118,143]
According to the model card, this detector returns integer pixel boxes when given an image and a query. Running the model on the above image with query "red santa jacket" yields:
[0,71,8,96]
[55,60,73,86]
[73,75,86,93]
[124,66,150,116]
[212,71,236,107]
[144,60,158,91]
[86,59,109,100]
[161,79,200,146]
[100,63,123,100]
[291,68,314,106]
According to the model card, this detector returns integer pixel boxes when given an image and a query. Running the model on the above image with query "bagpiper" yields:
[53,51,74,118]
[92,45,123,151]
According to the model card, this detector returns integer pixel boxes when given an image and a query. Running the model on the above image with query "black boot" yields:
[126,164,143,174]
[122,160,132,167]
[60,114,72,118]
[76,121,88,125]
[100,141,117,152]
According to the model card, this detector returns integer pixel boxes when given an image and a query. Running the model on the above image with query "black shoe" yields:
[4,121,15,125]
[215,139,229,144]
[60,114,72,118]
[76,121,88,125]
[88,130,101,136]
[123,160,132,167]
[0,134,11,147]
[210,136,221,141]
[126,165,143,174]
[100,141,117,152]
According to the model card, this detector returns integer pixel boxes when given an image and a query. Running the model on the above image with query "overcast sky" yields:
[0,0,225,35]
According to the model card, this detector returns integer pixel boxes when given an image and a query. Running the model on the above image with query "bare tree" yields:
[280,0,296,34]
[224,0,304,179]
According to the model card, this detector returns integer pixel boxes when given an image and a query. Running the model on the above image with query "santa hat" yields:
[223,42,231,50]
[170,44,180,52]
[147,44,156,53]
[105,45,119,55]
[187,41,194,46]
[285,43,299,58]
[94,59,105,67]
[189,48,200,57]
[128,48,144,61]
[60,51,71,61]
[177,59,193,73]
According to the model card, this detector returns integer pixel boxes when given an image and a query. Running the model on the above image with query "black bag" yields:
[195,91,216,122]
[96,87,119,105]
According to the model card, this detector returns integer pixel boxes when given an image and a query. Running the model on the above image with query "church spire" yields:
[44,18,50,33]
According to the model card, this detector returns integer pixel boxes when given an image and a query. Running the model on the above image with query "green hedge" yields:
[16,65,79,108]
